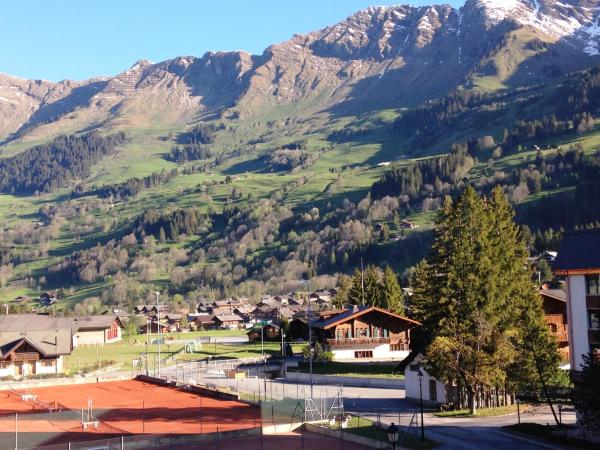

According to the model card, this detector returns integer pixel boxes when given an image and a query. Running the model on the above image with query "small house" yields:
[73,315,124,347]
[212,314,243,330]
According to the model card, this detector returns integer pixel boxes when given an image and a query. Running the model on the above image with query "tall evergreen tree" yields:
[347,269,365,306]
[382,266,404,314]
[363,265,383,307]
[412,186,559,415]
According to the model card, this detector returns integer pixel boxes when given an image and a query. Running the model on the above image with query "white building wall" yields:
[74,330,106,347]
[0,365,13,378]
[567,275,589,370]
[331,344,410,361]
[405,364,447,405]
[35,357,62,375]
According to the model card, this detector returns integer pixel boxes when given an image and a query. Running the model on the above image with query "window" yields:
[390,343,407,352]
[589,311,600,330]
[354,350,373,359]
[586,275,600,295]
[41,360,54,367]
[592,344,600,361]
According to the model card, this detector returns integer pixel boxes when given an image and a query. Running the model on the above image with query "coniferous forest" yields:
[0,132,127,195]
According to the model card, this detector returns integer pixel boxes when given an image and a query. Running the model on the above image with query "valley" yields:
[2,0,600,313]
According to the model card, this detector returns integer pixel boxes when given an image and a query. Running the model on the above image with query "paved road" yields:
[161,366,576,450]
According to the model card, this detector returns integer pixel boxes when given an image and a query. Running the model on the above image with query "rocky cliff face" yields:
[3,0,600,143]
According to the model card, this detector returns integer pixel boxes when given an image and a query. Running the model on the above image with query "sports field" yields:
[0,379,259,449]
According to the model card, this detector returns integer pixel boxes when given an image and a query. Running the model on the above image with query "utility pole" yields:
[360,258,365,306]
[154,291,161,378]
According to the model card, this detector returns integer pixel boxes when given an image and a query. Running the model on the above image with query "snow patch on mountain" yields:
[582,10,600,55]
[472,0,584,39]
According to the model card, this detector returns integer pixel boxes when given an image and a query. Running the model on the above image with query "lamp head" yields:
[386,422,400,443]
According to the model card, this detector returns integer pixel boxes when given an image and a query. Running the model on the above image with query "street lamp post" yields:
[154,291,161,378]
[261,325,264,358]
[386,422,399,450]
[417,369,425,443]
[307,285,314,398]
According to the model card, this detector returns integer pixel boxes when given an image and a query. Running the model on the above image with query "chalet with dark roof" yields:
[311,306,420,361]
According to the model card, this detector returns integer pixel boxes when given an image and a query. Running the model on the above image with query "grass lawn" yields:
[332,416,439,449]
[66,333,297,372]
[294,361,404,379]
[434,405,518,418]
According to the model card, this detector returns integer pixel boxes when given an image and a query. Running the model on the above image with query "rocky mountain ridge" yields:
[2,0,600,144]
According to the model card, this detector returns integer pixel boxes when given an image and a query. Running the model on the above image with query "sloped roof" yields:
[540,289,567,303]
[553,229,600,274]
[0,314,74,332]
[213,314,243,323]
[0,329,72,358]
[312,306,421,330]
[75,315,123,330]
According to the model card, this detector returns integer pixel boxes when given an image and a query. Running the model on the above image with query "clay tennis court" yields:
[0,379,260,448]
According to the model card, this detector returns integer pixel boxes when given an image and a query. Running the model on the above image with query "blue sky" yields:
[1,0,464,82]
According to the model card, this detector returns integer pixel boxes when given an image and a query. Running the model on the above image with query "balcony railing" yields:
[327,337,390,348]
[553,331,569,343]
[10,352,40,362]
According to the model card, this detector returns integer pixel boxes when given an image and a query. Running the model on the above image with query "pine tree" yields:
[168,223,178,241]
[571,353,600,431]
[382,266,404,314]
[333,274,353,309]
[347,269,365,306]
[411,186,559,415]
[363,265,384,307]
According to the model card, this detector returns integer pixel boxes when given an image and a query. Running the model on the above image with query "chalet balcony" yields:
[327,337,390,348]
[10,352,40,362]
[554,331,569,344]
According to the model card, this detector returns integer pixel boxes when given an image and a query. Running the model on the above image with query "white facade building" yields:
[403,353,448,406]
[553,230,600,371]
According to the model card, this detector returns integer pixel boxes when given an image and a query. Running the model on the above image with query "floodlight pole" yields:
[307,283,313,398]
[154,291,161,378]
[14,413,17,450]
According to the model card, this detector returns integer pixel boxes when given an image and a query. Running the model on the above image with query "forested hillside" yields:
[0,133,127,195]
[3,1,600,314]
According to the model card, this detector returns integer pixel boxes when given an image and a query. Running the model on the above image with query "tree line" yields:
[80,169,178,199]
[370,147,474,202]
